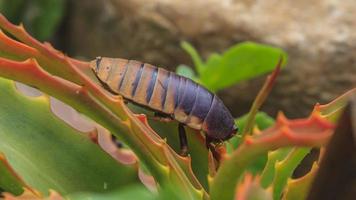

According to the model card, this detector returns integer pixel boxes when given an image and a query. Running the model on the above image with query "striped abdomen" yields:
[91,57,237,142]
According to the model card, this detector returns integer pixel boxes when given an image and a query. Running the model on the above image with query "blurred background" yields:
[1,0,355,118]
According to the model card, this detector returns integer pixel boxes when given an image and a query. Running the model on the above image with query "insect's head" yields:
[205,122,238,144]
[221,123,238,141]
[90,56,112,81]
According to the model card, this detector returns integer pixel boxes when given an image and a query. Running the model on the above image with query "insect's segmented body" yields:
[91,57,237,142]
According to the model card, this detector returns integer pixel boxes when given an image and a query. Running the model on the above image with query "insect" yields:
[90,57,238,156]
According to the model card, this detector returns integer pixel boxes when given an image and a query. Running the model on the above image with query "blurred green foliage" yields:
[0,0,65,40]
[177,41,288,92]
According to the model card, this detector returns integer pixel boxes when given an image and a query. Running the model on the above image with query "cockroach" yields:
[90,57,238,156]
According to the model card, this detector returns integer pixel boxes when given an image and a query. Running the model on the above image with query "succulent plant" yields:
[0,14,354,200]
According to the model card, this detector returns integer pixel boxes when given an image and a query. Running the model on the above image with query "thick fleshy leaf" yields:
[0,154,24,195]
[282,162,319,200]
[0,78,138,195]
[307,95,356,200]
[210,112,334,200]
[148,120,209,190]
[69,183,187,200]
[3,188,62,200]
[69,185,156,200]
[235,174,272,200]
[127,103,209,190]
[313,88,356,123]
[260,148,292,188]
[271,148,311,200]
[0,15,207,199]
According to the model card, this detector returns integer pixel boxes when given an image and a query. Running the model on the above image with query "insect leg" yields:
[178,123,189,156]
[205,136,221,162]
[153,112,174,122]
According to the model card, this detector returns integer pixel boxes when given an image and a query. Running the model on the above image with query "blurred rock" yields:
[62,0,356,117]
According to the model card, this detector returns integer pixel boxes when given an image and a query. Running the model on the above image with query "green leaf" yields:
[127,103,209,191]
[148,120,209,190]
[283,163,318,200]
[176,64,197,81]
[272,148,311,200]
[0,156,24,195]
[69,183,185,200]
[210,112,333,200]
[205,53,222,70]
[0,78,138,196]
[0,0,65,40]
[226,112,275,174]
[236,112,275,133]
[180,41,205,75]
[307,97,356,200]
[27,0,65,40]
[69,185,156,200]
[0,0,26,24]
[229,112,275,149]
[200,42,287,91]
[260,148,292,188]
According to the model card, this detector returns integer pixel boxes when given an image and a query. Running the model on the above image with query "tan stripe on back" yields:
[148,68,170,111]
[132,63,156,105]
[118,60,142,99]
[106,58,129,94]
[163,74,179,114]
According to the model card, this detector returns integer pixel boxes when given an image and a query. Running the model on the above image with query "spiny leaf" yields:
[210,111,334,200]
[0,15,207,199]
[307,95,356,200]
[260,148,292,188]
[128,111,206,197]
[271,148,311,200]
[282,162,319,200]
[235,174,272,200]
[313,88,356,123]
[147,119,209,190]
[0,78,138,195]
